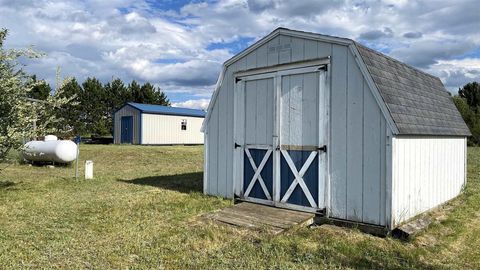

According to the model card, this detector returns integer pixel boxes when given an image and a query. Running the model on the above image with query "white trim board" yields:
[201,65,226,132]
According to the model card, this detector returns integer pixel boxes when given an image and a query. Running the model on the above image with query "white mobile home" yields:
[201,28,470,230]
[114,102,205,145]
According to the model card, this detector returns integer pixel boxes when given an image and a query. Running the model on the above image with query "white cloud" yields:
[390,39,477,68]
[426,58,480,92]
[172,99,210,110]
[0,0,478,105]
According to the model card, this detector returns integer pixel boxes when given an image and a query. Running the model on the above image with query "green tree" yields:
[81,77,109,135]
[56,78,83,136]
[0,29,72,161]
[458,82,480,113]
[27,75,51,100]
[128,80,142,103]
[454,82,480,145]
[453,96,475,128]
[139,82,156,103]
[104,78,129,134]
[140,82,170,105]
[156,90,170,106]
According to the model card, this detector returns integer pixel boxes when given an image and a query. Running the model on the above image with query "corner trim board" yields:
[139,112,143,144]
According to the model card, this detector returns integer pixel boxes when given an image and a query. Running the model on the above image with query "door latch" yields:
[318,145,327,153]
[234,142,241,149]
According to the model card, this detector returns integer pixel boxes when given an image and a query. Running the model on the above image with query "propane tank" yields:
[23,135,78,163]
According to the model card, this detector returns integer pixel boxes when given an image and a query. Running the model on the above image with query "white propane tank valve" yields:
[44,135,58,141]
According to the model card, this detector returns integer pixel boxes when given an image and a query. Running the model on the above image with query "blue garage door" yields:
[121,116,133,144]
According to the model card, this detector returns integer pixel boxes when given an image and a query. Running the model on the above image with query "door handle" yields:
[234,142,241,149]
[318,145,327,153]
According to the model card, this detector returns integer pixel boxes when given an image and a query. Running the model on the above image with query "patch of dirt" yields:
[415,234,439,247]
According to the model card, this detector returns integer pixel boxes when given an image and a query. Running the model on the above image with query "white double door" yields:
[234,65,328,212]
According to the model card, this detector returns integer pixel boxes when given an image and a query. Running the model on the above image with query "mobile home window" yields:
[181,119,187,130]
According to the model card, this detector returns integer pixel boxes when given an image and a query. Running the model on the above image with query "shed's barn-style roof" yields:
[355,43,470,136]
[203,28,471,136]
[126,102,206,118]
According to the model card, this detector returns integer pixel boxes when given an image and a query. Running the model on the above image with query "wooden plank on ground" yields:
[221,206,298,226]
[205,202,315,234]
[234,202,313,223]
[220,208,294,229]
[392,216,432,239]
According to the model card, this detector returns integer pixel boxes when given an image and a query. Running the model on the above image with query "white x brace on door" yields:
[243,146,273,200]
[233,61,329,212]
[280,150,318,208]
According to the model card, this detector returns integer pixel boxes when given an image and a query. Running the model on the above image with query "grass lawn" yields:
[0,144,479,269]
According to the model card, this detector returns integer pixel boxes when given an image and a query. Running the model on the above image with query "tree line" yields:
[28,76,170,137]
[453,82,480,145]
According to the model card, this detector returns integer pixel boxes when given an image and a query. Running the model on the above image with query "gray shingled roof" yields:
[355,42,471,136]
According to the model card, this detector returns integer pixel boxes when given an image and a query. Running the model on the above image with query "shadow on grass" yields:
[118,172,203,194]
[0,180,16,189]
[27,162,72,168]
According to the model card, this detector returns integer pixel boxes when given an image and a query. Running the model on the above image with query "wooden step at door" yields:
[205,202,315,234]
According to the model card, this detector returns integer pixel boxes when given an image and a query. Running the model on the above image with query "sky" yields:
[0,0,479,109]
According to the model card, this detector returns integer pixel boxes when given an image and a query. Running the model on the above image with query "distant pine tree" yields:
[82,77,109,135]
[140,82,170,106]
[459,82,480,113]
[104,78,129,134]
[455,81,480,145]
[56,78,83,136]
[27,75,51,100]
[128,80,143,103]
